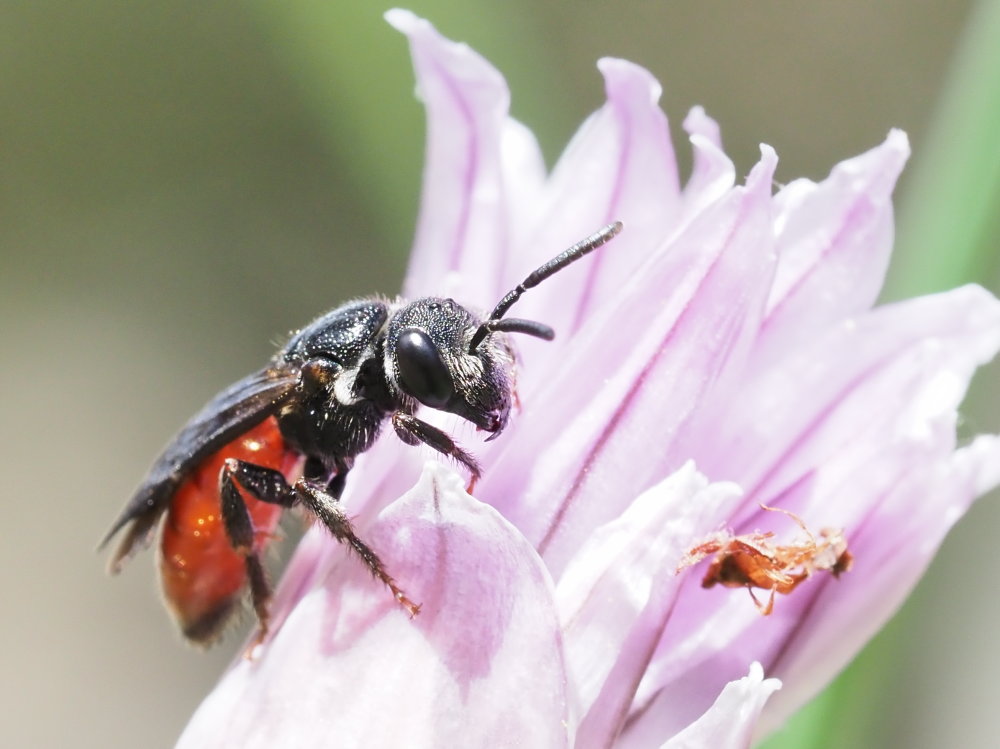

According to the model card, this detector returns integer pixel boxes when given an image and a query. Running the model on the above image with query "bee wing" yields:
[100,364,299,571]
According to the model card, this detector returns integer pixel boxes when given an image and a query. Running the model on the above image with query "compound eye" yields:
[396,328,454,409]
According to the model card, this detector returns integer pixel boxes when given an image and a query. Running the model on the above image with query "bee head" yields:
[387,221,623,439]
[387,298,513,438]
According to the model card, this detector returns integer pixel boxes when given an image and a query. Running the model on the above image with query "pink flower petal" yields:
[178,463,570,748]
[619,663,780,749]
[645,426,1000,739]
[556,463,743,748]
[683,105,722,150]
[635,421,982,735]
[387,10,545,306]
[504,58,682,353]
[755,129,910,364]
[693,284,1000,506]
[483,148,777,574]
[679,106,735,221]
[632,286,1000,729]
[756,433,1000,732]
[562,59,683,330]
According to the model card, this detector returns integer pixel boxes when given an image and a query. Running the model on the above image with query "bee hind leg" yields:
[219,459,299,643]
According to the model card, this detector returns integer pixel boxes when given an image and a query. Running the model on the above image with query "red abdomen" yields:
[159,417,297,642]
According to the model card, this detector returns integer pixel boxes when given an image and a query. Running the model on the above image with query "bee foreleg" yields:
[391,411,481,492]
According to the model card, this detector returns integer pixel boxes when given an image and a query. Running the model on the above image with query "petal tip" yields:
[683,106,722,145]
[421,459,469,498]
[758,143,778,164]
[385,9,481,73]
[747,144,779,190]
[597,57,663,104]
[747,661,781,691]
[885,127,911,157]
[384,8,421,33]
[867,127,911,181]
[831,129,911,197]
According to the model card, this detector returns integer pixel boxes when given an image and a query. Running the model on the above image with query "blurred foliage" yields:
[884,0,1000,299]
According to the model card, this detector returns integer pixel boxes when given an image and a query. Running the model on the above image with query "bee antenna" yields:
[469,221,623,352]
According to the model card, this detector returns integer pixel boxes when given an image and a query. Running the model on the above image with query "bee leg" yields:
[293,478,421,617]
[218,460,297,642]
[223,459,420,618]
[324,457,351,500]
[391,411,482,492]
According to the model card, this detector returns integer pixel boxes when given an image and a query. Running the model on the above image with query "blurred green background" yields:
[1,1,997,747]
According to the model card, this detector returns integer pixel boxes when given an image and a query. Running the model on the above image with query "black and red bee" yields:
[101,222,623,645]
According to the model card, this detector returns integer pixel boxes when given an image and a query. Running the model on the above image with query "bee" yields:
[101,222,623,644]
[676,504,853,615]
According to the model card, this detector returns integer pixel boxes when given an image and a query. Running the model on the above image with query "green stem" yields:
[883,0,1000,299]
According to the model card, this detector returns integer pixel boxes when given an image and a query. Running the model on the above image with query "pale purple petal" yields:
[632,286,1000,727]
[661,663,780,749]
[387,10,545,306]
[683,105,722,149]
[562,59,682,328]
[556,463,743,749]
[618,664,780,749]
[755,129,910,364]
[757,433,1000,732]
[691,284,1000,506]
[179,463,570,748]
[635,422,977,734]
[502,58,682,356]
[499,118,549,250]
[483,148,777,574]
[679,107,735,221]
